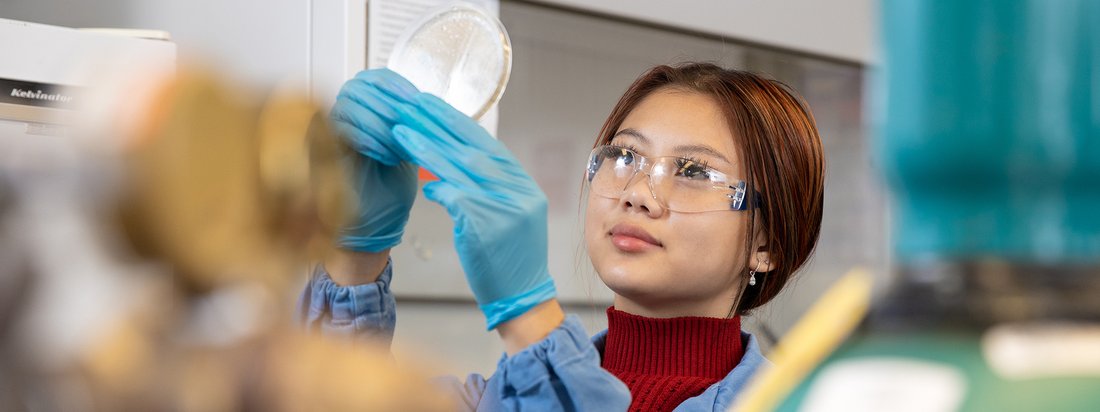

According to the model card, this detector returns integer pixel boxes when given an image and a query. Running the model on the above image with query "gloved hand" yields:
[389,93,557,330]
[328,69,420,252]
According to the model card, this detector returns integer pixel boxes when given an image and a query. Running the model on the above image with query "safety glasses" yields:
[585,145,753,213]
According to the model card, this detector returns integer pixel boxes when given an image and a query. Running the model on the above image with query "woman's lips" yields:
[609,223,662,253]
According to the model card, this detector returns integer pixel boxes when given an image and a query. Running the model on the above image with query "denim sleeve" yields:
[434,315,630,411]
[296,259,397,347]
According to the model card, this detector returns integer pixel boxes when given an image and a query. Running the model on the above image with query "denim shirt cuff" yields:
[297,258,397,346]
[490,315,631,410]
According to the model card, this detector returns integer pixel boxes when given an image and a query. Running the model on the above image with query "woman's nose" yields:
[617,172,664,218]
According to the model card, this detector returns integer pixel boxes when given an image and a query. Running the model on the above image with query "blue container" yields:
[878,0,1100,263]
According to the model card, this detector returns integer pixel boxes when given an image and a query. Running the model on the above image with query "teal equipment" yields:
[777,1,1100,410]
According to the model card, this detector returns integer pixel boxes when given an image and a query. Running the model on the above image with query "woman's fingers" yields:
[331,119,400,166]
[421,180,469,223]
[348,68,420,103]
[337,80,406,125]
[333,70,517,194]
[331,74,424,165]
[412,93,503,152]
[391,125,481,190]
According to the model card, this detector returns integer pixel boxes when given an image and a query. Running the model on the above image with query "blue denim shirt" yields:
[298,261,770,411]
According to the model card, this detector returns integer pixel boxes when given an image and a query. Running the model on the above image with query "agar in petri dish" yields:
[387,3,512,120]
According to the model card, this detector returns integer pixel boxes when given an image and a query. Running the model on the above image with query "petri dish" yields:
[387,3,511,120]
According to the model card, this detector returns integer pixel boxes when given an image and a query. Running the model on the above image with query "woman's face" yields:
[585,88,754,318]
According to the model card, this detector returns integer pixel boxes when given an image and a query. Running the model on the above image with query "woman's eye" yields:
[675,160,710,180]
[612,148,635,165]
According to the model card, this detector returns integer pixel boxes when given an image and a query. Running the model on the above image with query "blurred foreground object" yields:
[773,1,1100,411]
[0,27,452,408]
[113,69,347,294]
[0,18,176,410]
[80,69,451,412]
[731,269,872,412]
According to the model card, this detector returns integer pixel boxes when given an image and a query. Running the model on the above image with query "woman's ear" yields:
[747,219,775,273]
[747,249,776,273]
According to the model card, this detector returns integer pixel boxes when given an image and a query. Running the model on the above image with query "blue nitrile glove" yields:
[389,93,557,330]
[328,69,420,252]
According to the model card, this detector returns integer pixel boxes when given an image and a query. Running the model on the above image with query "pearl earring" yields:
[748,270,757,286]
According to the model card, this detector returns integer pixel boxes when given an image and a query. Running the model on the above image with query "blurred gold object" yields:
[82,307,452,412]
[70,68,450,411]
[730,268,873,412]
[115,70,351,294]
[257,84,355,262]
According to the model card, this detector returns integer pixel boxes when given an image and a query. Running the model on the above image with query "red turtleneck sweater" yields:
[601,307,745,412]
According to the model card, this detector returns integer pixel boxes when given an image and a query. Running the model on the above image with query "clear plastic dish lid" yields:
[387,2,512,120]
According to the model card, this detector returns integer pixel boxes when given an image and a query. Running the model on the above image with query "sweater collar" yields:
[601,306,745,378]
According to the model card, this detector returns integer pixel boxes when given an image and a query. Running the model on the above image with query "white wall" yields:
[127,0,309,88]
[530,0,877,64]
[0,0,136,29]
[0,0,877,91]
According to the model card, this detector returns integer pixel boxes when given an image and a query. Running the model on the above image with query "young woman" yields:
[299,62,824,411]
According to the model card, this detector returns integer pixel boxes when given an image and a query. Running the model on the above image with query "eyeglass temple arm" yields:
[729,181,764,211]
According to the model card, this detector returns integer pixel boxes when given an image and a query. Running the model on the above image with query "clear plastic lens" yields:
[586,145,745,213]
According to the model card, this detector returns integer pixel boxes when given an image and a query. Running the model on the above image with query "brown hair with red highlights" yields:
[594,63,825,314]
